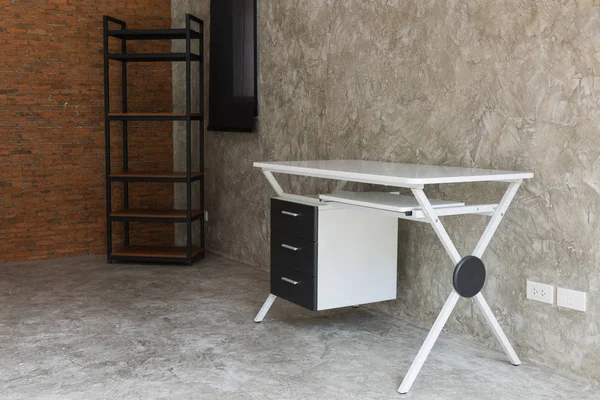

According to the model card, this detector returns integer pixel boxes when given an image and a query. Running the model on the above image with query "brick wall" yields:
[0,0,174,262]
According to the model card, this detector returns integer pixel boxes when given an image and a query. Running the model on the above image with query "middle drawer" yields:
[271,231,318,276]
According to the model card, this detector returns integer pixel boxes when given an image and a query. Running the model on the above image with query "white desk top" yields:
[254,160,533,187]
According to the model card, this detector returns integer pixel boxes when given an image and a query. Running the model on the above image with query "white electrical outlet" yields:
[205,211,209,222]
[526,281,555,305]
[557,287,587,312]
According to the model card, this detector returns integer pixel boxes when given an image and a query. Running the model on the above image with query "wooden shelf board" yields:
[108,112,202,118]
[112,246,204,259]
[110,172,204,179]
[107,53,202,62]
[111,208,203,219]
[107,29,202,40]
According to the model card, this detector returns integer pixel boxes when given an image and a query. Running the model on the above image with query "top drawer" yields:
[271,198,318,241]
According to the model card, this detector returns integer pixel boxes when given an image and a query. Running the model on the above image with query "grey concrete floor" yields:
[0,254,598,400]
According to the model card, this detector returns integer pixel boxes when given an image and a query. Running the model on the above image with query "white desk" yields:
[253,160,534,394]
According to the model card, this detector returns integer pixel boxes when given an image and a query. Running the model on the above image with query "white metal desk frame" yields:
[254,161,532,394]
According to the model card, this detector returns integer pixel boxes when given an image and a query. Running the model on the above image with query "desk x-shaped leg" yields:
[398,181,522,394]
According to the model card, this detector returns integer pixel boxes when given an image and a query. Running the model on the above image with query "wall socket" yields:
[526,280,555,305]
[557,287,587,312]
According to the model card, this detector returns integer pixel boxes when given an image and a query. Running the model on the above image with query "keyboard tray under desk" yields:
[319,191,464,214]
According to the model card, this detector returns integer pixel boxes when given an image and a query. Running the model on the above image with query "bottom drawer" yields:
[271,264,317,311]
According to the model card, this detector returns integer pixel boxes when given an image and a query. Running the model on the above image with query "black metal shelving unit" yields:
[103,14,205,265]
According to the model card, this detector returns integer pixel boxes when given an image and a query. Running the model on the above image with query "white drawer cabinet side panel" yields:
[316,208,398,310]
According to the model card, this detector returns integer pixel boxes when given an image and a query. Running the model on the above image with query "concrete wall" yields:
[174,0,600,381]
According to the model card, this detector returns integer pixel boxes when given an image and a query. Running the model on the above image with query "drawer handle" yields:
[281,277,299,285]
[281,211,299,217]
[281,244,299,251]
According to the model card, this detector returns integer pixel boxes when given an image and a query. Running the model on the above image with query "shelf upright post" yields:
[185,14,193,263]
[103,16,113,263]
[121,22,130,247]
[199,18,205,254]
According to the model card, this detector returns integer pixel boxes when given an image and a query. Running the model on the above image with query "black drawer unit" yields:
[271,198,318,241]
[270,264,317,311]
[271,232,318,276]
[256,196,398,321]
[270,198,319,310]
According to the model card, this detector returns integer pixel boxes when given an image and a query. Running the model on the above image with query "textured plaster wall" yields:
[175,0,600,381]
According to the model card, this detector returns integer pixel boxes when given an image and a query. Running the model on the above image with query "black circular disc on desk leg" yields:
[453,256,486,298]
